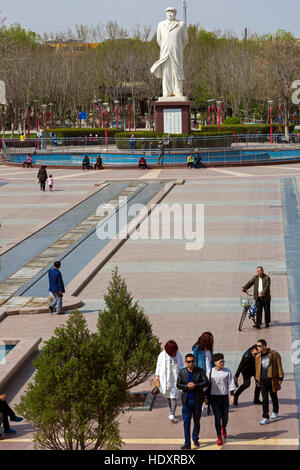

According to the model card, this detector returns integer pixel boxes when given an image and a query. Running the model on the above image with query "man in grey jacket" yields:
[241,266,271,329]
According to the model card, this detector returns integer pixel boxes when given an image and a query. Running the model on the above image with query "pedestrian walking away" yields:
[48,260,65,315]
[158,141,164,166]
[241,266,271,329]
[37,165,48,192]
[206,353,236,446]
[192,332,214,415]
[176,353,208,450]
[233,345,261,406]
[155,340,184,422]
[0,394,23,439]
[255,339,284,425]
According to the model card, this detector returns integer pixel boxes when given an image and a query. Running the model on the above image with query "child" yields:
[47,174,54,192]
[206,353,236,446]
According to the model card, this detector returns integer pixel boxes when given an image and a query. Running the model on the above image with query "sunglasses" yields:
[186,360,195,363]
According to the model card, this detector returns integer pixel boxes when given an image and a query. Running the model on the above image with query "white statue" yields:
[150,7,188,99]
[0,80,7,104]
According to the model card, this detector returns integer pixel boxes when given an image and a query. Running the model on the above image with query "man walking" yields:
[233,345,261,406]
[48,261,65,315]
[241,266,271,328]
[255,339,284,425]
[176,353,208,450]
[158,141,164,166]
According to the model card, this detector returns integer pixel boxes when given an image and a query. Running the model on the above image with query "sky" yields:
[1,0,300,38]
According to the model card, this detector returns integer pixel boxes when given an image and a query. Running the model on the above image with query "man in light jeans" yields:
[48,261,65,315]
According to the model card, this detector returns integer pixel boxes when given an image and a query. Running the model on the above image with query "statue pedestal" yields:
[154,100,192,135]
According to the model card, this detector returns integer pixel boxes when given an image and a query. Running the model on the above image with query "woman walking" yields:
[155,340,184,422]
[192,332,214,414]
[37,165,48,192]
[207,353,236,446]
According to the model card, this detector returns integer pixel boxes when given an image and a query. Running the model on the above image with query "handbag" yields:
[203,370,212,403]
[272,378,281,392]
[151,378,160,396]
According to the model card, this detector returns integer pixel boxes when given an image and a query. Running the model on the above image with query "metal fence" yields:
[2,133,300,155]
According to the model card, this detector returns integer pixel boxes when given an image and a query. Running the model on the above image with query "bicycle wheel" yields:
[238,307,248,331]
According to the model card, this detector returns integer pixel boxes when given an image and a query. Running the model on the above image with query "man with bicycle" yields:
[241,266,271,329]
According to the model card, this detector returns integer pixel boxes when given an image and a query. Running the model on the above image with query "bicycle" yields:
[238,291,257,331]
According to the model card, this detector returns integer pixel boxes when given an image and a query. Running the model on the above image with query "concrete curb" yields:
[0,183,108,256]
[122,392,155,412]
[0,296,84,320]
[0,336,42,390]
[67,181,179,296]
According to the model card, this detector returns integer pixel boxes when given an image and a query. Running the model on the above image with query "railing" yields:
[3,133,300,156]
[6,148,300,168]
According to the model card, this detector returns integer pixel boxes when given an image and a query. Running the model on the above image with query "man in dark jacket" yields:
[177,353,208,450]
[48,261,65,315]
[233,345,261,406]
[241,266,271,328]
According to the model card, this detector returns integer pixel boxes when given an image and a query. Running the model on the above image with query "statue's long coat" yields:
[150,20,188,81]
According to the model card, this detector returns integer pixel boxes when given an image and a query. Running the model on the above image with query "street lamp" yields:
[42,104,47,130]
[26,102,31,139]
[278,99,282,131]
[114,100,120,129]
[49,103,54,130]
[103,102,110,145]
[127,97,132,131]
[98,99,102,128]
[216,100,222,132]
[268,100,274,144]
[34,100,39,133]
[0,104,3,151]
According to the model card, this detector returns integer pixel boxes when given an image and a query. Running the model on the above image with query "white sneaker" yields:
[271,413,278,420]
[260,418,270,425]
[168,414,175,421]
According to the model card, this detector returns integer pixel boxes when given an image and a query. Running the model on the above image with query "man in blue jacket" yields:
[48,261,65,314]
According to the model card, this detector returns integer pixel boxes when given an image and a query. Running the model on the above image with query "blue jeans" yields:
[182,400,202,446]
[50,292,63,314]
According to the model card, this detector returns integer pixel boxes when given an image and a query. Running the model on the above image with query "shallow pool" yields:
[0,344,15,362]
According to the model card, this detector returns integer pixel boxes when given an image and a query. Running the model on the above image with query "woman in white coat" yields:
[155,340,184,421]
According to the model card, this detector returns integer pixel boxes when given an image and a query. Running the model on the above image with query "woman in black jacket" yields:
[37,165,48,191]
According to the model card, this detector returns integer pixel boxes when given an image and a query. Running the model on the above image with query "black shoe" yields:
[181,444,191,450]
[233,398,239,407]
[265,324,270,328]
[253,324,260,329]
[49,305,54,314]
[193,440,200,448]
[254,399,262,405]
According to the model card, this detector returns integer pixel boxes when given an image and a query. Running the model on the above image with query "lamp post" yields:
[27,102,31,139]
[268,100,274,144]
[0,104,3,151]
[278,100,282,131]
[49,103,54,130]
[211,100,216,126]
[42,104,47,130]
[98,99,102,128]
[216,100,222,132]
[207,100,213,125]
[34,100,39,133]
[103,102,110,145]
[114,100,120,129]
[127,97,132,131]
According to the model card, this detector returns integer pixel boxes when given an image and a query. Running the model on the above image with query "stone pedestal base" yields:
[154,100,192,134]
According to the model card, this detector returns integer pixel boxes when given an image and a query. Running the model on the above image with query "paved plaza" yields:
[1,163,300,450]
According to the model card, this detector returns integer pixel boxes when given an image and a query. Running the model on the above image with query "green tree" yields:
[16,311,127,450]
[97,267,161,390]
